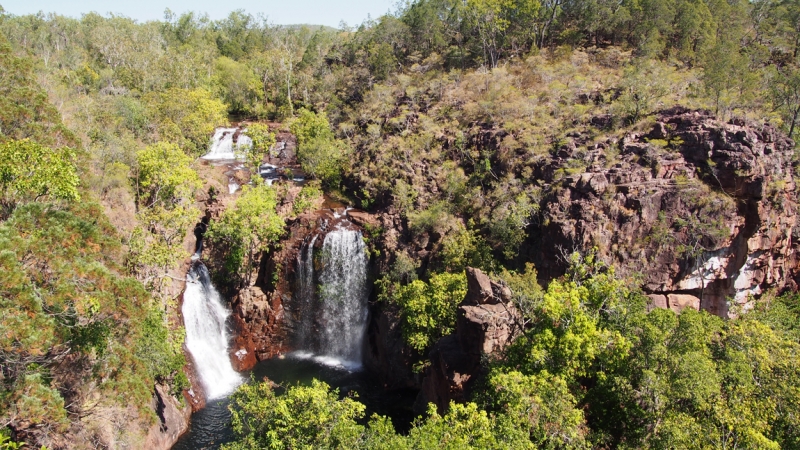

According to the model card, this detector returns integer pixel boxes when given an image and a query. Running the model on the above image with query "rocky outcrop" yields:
[144,384,192,449]
[529,108,797,317]
[230,285,286,370]
[226,215,311,371]
[414,267,520,413]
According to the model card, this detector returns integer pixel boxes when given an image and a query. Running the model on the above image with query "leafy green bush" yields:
[293,180,323,216]
[207,183,285,284]
[0,140,80,215]
[224,379,365,450]
[388,272,467,352]
[224,378,533,450]
[134,305,189,395]
[0,202,161,440]
[242,123,276,172]
[290,109,350,188]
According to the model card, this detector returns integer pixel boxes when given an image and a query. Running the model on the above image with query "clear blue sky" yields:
[0,0,398,28]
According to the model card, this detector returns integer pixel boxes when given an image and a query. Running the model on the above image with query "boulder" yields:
[668,294,701,313]
[646,294,668,311]
[346,210,381,228]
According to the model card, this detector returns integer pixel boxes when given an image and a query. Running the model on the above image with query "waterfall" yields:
[293,226,369,369]
[201,127,252,161]
[295,234,318,346]
[182,262,242,399]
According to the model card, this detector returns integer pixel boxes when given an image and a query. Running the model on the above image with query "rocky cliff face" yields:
[527,108,797,317]
[226,213,312,371]
[414,267,520,413]
[228,207,378,370]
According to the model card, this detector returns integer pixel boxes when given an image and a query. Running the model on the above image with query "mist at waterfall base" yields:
[173,225,416,449]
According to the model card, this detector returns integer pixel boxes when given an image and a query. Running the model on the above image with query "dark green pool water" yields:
[171,354,417,449]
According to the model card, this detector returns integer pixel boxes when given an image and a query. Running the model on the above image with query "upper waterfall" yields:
[182,262,242,399]
[201,127,252,161]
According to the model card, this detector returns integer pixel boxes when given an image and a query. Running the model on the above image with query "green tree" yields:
[481,370,588,448]
[213,56,264,116]
[290,108,350,187]
[129,143,201,296]
[134,142,201,208]
[145,88,228,156]
[0,140,80,215]
[0,31,77,147]
[388,271,467,352]
[224,379,365,450]
[206,183,284,285]
[768,62,800,138]
[0,202,166,444]
[242,123,276,171]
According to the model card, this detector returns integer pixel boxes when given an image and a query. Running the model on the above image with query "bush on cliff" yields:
[207,182,285,286]
[0,202,185,446]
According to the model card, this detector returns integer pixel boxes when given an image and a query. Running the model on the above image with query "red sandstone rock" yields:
[668,293,701,313]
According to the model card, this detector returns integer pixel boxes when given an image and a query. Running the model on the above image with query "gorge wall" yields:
[220,109,799,414]
[525,108,797,316]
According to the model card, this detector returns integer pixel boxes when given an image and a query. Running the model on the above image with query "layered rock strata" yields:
[529,108,797,316]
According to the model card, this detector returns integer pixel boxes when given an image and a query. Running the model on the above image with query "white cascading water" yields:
[294,225,369,369]
[182,262,242,399]
[295,234,318,343]
[201,127,253,161]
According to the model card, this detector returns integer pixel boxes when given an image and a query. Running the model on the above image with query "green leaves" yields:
[289,109,350,188]
[390,272,467,352]
[0,202,163,440]
[213,56,264,116]
[0,140,80,212]
[144,88,228,156]
[482,370,587,448]
[225,378,533,450]
[243,123,277,171]
[135,142,201,208]
[224,379,366,450]
[207,183,284,283]
[129,142,200,295]
[0,31,77,148]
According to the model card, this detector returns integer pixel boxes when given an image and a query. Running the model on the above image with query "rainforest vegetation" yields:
[1,0,800,448]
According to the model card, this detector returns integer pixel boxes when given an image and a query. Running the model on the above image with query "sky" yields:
[0,0,398,28]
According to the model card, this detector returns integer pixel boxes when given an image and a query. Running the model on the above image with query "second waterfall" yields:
[294,225,369,369]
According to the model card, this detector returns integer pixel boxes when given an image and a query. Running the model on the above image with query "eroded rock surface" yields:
[529,108,797,316]
[144,384,192,449]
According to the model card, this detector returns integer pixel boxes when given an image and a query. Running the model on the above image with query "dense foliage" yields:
[226,257,800,449]
[382,272,468,353]
[206,182,285,285]
[0,202,186,447]
[2,1,800,448]
[224,379,532,449]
